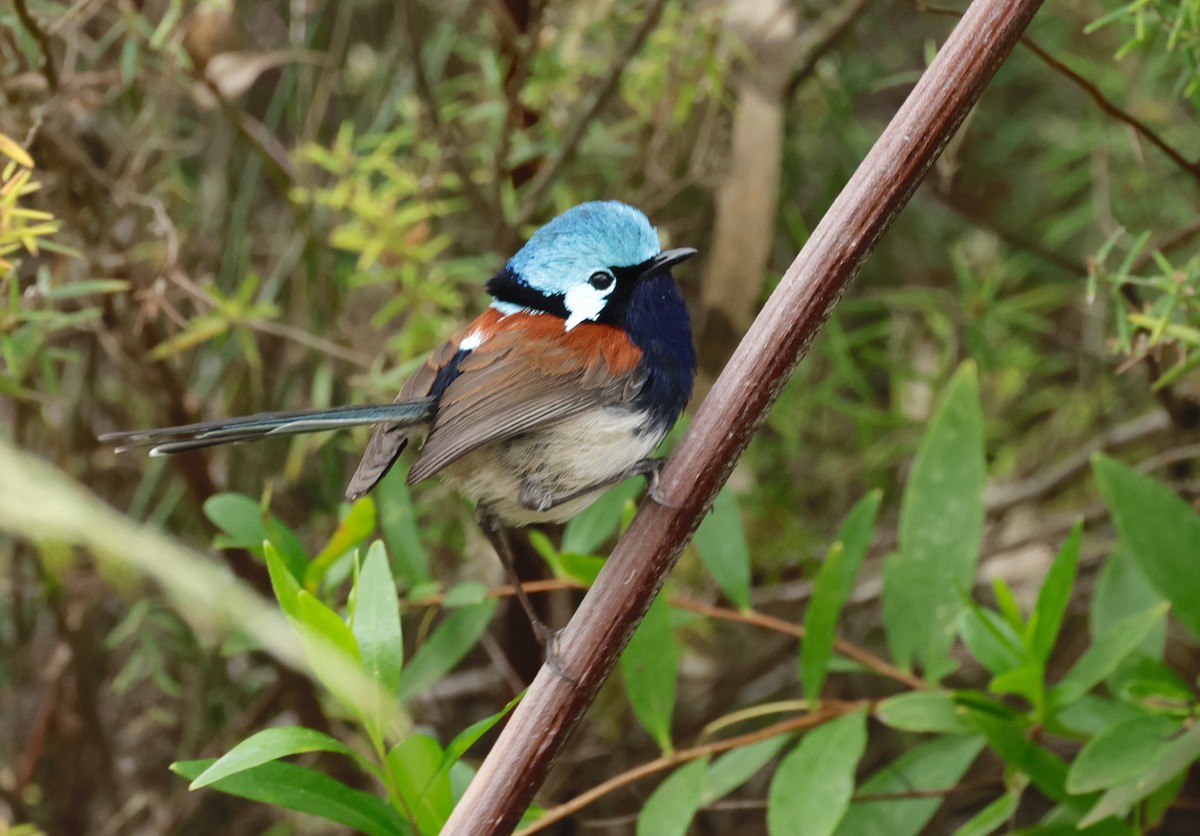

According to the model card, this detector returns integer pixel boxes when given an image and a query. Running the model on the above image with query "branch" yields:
[516,701,871,835]
[442,1,1046,831]
[13,0,58,91]
[512,0,669,229]
[918,2,1200,186]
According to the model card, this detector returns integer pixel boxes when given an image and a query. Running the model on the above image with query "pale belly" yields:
[438,407,664,527]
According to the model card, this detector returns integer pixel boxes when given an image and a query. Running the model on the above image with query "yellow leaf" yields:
[0,133,34,168]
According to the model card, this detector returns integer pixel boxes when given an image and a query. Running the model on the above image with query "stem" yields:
[443,0,1046,830]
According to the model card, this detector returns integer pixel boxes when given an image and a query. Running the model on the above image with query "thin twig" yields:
[517,701,871,835]
[13,0,59,90]
[409,578,922,689]
[513,0,670,229]
[917,2,1200,185]
[671,597,927,691]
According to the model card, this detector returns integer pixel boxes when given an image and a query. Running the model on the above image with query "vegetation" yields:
[2,0,1200,833]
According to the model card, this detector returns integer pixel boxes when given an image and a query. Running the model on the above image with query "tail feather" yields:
[101,399,437,455]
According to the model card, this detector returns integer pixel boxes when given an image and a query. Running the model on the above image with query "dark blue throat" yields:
[485,265,695,432]
[619,274,696,433]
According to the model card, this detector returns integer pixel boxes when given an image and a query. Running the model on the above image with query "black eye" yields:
[589,271,614,290]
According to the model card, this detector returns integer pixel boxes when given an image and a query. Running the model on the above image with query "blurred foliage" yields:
[2,0,1200,832]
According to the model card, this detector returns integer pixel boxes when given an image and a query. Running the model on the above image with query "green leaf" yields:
[266,541,303,622]
[1031,523,1081,664]
[376,466,431,586]
[352,541,404,725]
[1067,714,1183,794]
[876,691,972,734]
[562,478,641,556]
[959,708,1072,805]
[959,604,1025,677]
[701,734,793,804]
[693,488,752,610]
[953,790,1019,836]
[636,758,709,836]
[621,597,679,752]
[1094,455,1200,639]
[1091,548,1166,661]
[307,498,377,589]
[204,492,269,552]
[1079,723,1200,827]
[171,759,409,836]
[204,493,307,578]
[396,601,496,702]
[884,363,986,680]
[441,581,489,608]
[835,735,985,836]
[389,733,451,835]
[438,691,524,776]
[190,726,354,788]
[1050,603,1169,707]
[802,491,881,700]
[768,709,868,836]
[294,591,367,717]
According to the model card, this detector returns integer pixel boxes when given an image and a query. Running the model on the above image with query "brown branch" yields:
[512,0,669,229]
[517,700,871,835]
[918,2,1200,186]
[1018,36,1200,184]
[672,597,927,691]
[13,0,58,91]
[411,579,924,689]
[442,1,1044,832]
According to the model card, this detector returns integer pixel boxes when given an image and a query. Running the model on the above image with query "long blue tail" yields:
[100,399,436,456]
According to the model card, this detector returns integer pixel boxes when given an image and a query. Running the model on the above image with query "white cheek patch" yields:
[563,283,613,331]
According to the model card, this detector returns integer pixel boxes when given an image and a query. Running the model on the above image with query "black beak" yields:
[641,247,698,279]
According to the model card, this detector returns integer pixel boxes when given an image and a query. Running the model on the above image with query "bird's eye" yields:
[588,272,614,290]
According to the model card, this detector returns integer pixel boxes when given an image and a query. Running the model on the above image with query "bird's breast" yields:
[438,406,664,527]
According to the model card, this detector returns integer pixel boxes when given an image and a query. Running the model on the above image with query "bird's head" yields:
[487,201,696,330]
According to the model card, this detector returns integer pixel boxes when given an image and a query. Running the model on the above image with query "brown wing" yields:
[344,337,459,500]
[407,326,646,484]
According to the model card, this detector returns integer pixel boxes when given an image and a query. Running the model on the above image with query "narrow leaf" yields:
[835,735,985,836]
[1050,603,1169,707]
[959,708,1072,805]
[171,759,408,836]
[1031,523,1082,664]
[376,466,431,586]
[621,597,679,752]
[190,726,353,788]
[636,758,709,836]
[953,790,1018,836]
[1091,547,1166,660]
[884,363,986,679]
[693,488,752,610]
[802,491,881,700]
[352,541,404,694]
[389,733,451,835]
[396,602,496,702]
[701,733,793,804]
[1067,714,1183,794]
[307,498,377,589]
[768,709,868,836]
[1080,723,1200,827]
[875,691,971,734]
[1094,455,1200,639]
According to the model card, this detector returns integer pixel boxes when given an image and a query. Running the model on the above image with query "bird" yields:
[102,201,698,645]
